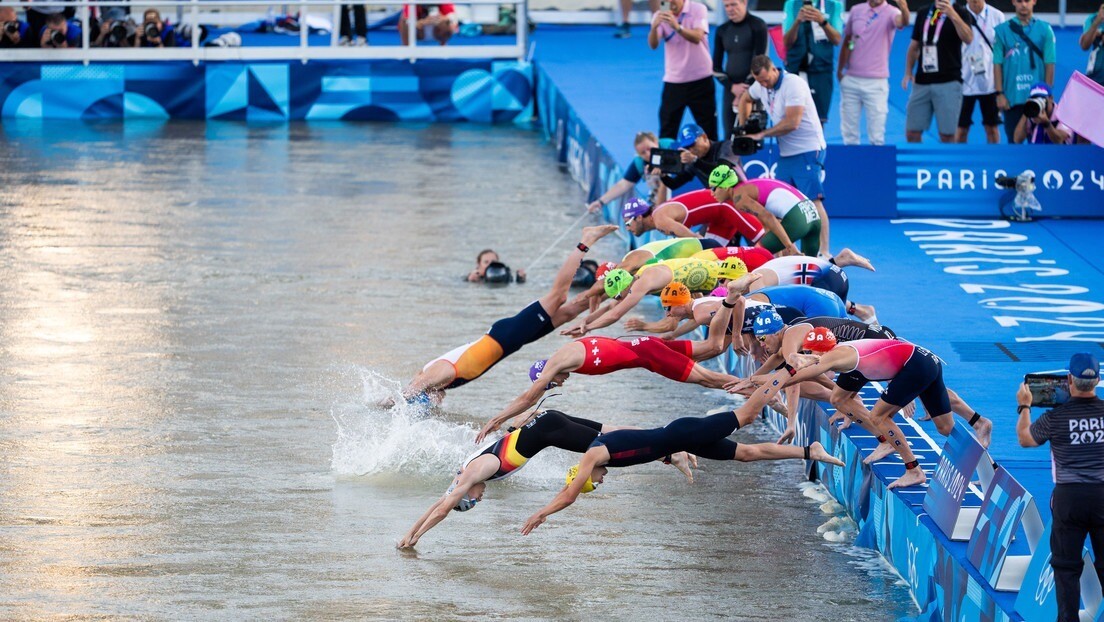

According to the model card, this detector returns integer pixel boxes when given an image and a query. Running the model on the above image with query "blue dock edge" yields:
[533,60,1095,621]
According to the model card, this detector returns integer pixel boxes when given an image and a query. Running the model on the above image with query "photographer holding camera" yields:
[659,122,747,191]
[587,131,672,213]
[738,54,831,256]
[1017,352,1104,622]
[0,6,28,48]
[94,8,137,48]
[993,0,1055,142]
[39,12,81,48]
[1012,83,1071,144]
[138,9,175,48]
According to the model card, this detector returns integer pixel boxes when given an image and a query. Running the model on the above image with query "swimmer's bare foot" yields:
[902,401,916,419]
[727,272,762,295]
[863,442,896,464]
[834,248,875,271]
[377,396,397,409]
[809,441,845,467]
[828,411,853,430]
[972,416,993,448]
[669,451,696,483]
[888,467,927,490]
[581,224,619,245]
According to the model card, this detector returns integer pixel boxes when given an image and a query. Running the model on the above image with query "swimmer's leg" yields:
[947,388,992,448]
[401,360,456,403]
[832,248,875,271]
[732,441,843,466]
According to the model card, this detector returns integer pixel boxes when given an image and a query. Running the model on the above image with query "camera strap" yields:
[1008,20,1044,71]
[968,7,992,51]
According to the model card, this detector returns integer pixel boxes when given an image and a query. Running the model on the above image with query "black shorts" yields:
[880,348,951,417]
[811,264,849,300]
[959,93,1001,128]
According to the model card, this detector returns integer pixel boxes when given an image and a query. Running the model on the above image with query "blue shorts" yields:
[775,150,825,201]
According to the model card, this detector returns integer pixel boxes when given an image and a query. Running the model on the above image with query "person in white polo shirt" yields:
[737,54,831,257]
[956,0,1005,143]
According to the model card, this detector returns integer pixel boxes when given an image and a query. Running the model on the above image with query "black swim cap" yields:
[484,262,512,284]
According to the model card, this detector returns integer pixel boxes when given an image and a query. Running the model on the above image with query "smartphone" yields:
[649,147,683,174]
[1024,373,1070,408]
[660,0,671,11]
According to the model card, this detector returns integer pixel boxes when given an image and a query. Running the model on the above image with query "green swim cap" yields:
[603,268,633,299]
[708,165,739,189]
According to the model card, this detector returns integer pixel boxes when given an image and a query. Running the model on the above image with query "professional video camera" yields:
[996,172,1041,222]
[731,99,767,156]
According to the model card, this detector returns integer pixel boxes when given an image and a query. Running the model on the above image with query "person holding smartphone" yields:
[1017,353,1104,622]
[648,0,718,143]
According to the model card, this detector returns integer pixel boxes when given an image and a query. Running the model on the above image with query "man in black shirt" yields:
[713,0,768,138]
[903,0,974,142]
[1018,352,1104,622]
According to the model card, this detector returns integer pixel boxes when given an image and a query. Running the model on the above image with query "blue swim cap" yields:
[673,123,705,149]
[753,309,785,336]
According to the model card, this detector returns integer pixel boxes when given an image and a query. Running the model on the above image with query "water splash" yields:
[329,367,574,484]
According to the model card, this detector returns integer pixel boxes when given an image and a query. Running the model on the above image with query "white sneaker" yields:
[338,35,350,46]
[354,36,367,46]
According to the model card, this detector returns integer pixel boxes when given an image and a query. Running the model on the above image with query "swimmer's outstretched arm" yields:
[476,349,580,443]
[521,446,610,535]
[398,458,497,549]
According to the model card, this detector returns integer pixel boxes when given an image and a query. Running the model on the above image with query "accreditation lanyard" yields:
[766,70,785,114]
[923,9,947,45]
[663,11,688,42]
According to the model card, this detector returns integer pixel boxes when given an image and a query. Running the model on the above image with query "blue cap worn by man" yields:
[673,123,705,149]
[1070,353,1100,380]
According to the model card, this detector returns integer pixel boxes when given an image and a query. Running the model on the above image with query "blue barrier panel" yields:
[923,423,987,541]
[967,467,1037,591]
[0,60,534,123]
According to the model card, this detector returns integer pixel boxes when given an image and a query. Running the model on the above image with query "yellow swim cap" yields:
[565,464,596,494]
[716,257,748,280]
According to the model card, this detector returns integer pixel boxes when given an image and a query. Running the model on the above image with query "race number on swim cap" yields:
[752,309,785,336]
[802,327,838,353]
[529,359,548,383]
[603,268,633,299]
[716,257,747,280]
[621,198,651,222]
[708,165,739,189]
[660,282,692,308]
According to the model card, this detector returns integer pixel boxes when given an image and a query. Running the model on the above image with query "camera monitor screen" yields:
[1025,373,1070,408]
[649,148,683,174]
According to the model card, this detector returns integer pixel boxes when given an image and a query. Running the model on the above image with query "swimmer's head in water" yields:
[603,268,633,299]
[660,282,692,314]
[802,327,838,353]
[752,308,785,337]
[715,257,748,281]
[565,464,597,494]
[708,165,740,190]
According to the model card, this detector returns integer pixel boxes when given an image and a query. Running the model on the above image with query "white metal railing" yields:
[1,0,529,64]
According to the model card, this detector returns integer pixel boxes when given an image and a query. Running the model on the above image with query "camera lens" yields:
[111,22,127,40]
[4,22,17,34]
[50,29,64,45]
[1024,98,1043,118]
[145,22,158,38]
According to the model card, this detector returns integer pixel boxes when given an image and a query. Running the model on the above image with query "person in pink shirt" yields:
[837,0,911,144]
[648,0,717,141]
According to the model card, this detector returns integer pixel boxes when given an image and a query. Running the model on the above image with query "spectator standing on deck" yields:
[903,0,974,143]
[781,0,844,124]
[837,0,910,145]
[1017,353,1104,622]
[713,0,768,138]
[649,0,718,142]
[1081,4,1104,87]
[339,4,367,46]
[955,0,1004,143]
[615,0,660,38]
[739,55,831,257]
[993,0,1056,142]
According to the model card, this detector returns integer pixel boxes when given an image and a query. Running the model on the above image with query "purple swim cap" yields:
[621,198,651,221]
[529,359,548,383]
